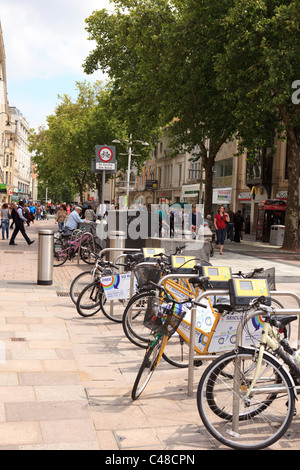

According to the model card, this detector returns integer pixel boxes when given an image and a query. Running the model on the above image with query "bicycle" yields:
[75,256,129,322]
[53,229,101,267]
[131,281,209,400]
[197,295,299,450]
[122,252,212,349]
[123,262,284,353]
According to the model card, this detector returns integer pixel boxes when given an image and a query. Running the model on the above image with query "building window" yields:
[216,159,233,178]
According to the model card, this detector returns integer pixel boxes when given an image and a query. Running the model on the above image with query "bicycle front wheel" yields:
[76,281,102,317]
[197,348,295,450]
[100,296,127,323]
[122,292,155,348]
[132,335,167,400]
[53,241,68,267]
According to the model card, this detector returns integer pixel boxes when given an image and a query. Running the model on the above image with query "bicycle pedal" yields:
[194,360,203,367]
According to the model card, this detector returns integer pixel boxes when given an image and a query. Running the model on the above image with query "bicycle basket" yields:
[143,296,187,334]
[133,265,162,290]
[250,267,276,291]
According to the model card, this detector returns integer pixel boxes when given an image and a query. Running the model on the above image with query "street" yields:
[0,219,299,450]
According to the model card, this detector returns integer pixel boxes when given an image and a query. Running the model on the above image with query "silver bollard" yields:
[37,230,54,286]
[108,231,126,267]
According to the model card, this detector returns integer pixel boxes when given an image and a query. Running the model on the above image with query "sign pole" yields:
[102,170,105,207]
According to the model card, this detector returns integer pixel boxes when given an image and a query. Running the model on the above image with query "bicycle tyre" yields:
[132,335,167,400]
[122,291,155,348]
[80,239,102,265]
[197,348,295,450]
[53,241,68,267]
[76,281,102,317]
[100,295,126,323]
[70,271,95,304]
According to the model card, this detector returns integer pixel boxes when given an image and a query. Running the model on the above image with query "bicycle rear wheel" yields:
[80,236,102,265]
[70,271,95,304]
[132,335,167,400]
[197,348,295,450]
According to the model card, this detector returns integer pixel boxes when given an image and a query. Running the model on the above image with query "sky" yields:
[0,0,113,129]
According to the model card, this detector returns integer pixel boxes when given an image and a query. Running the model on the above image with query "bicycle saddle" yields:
[273,316,298,328]
[126,253,144,263]
[189,276,210,285]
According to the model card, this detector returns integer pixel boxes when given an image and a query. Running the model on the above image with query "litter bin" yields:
[108,231,126,265]
[37,230,54,286]
[270,225,285,246]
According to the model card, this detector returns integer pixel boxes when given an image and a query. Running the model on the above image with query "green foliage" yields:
[29,81,147,202]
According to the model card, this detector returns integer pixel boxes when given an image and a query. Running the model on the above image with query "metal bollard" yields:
[108,231,126,267]
[37,230,54,286]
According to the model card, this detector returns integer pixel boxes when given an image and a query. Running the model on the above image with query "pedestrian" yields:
[214,205,230,255]
[225,207,235,242]
[55,204,68,231]
[188,204,204,239]
[9,201,35,246]
[10,202,17,229]
[84,205,96,222]
[1,203,10,240]
[35,204,42,221]
[234,210,245,242]
[64,206,88,234]
[24,204,31,226]
[29,203,36,223]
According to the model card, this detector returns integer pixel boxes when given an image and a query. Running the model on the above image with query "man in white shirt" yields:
[9,201,35,246]
[64,206,88,233]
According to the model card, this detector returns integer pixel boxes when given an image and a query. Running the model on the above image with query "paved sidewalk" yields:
[0,220,299,450]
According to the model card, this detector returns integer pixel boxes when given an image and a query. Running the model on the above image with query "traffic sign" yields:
[96,162,116,171]
[91,158,117,175]
[95,145,116,165]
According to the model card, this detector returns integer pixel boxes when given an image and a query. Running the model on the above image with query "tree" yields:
[214,0,300,250]
[29,81,130,204]
[83,0,240,216]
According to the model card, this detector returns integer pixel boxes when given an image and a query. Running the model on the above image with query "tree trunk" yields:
[203,155,215,217]
[281,128,300,251]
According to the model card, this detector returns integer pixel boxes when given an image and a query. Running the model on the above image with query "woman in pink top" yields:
[214,205,230,255]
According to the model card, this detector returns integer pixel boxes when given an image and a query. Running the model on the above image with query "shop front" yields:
[212,187,232,215]
[181,184,201,204]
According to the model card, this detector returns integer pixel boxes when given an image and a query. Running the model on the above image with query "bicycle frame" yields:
[156,274,222,356]
[243,318,281,399]
[57,232,90,258]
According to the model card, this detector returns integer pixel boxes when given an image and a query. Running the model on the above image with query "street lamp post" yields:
[113,135,149,207]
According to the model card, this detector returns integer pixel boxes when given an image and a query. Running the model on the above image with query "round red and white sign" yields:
[98,147,113,162]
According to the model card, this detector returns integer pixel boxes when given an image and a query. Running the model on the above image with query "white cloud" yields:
[0,0,113,81]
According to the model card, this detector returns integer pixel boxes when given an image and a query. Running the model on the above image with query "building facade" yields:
[0,22,34,204]
[10,107,33,203]
[122,127,293,237]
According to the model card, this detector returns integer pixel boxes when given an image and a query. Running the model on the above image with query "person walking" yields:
[1,203,10,240]
[214,205,230,255]
[9,202,17,230]
[55,204,68,231]
[9,201,35,246]
[234,210,245,242]
[225,207,235,242]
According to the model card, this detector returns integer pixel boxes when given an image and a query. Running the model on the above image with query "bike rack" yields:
[156,277,300,397]
[189,289,300,397]
[98,248,143,319]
